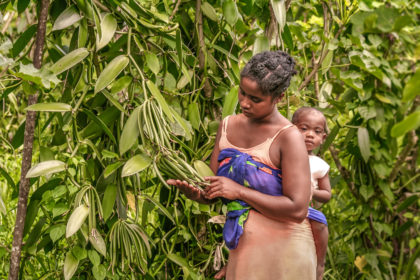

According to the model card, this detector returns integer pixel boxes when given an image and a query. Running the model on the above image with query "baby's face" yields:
[295,111,326,153]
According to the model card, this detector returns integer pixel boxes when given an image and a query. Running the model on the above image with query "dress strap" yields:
[270,124,294,140]
[223,116,230,134]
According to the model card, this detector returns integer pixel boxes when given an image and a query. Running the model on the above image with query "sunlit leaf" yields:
[64,252,79,280]
[26,160,66,178]
[50,48,89,75]
[145,51,160,75]
[25,103,72,112]
[95,55,129,93]
[97,14,117,50]
[391,111,420,137]
[53,5,82,31]
[222,85,238,118]
[120,106,141,155]
[223,0,239,26]
[121,153,152,177]
[357,127,371,162]
[66,204,89,238]
[402,68,420,102]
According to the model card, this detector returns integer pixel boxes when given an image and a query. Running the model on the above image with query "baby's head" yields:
[240,51,297,100]
[292,107,327,154]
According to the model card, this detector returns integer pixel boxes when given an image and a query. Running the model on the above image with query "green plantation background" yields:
[0,0,419,279]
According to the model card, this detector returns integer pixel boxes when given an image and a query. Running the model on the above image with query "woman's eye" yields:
[251,97,261,103]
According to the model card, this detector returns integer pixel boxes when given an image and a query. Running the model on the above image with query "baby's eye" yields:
[315,129,323,134]
[300,127,307,131]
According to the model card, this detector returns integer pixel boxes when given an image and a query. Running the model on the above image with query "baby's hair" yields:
[292,107,328,133]
[240,51,297,98]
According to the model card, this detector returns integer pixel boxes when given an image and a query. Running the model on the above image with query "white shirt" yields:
[309,155,330,190]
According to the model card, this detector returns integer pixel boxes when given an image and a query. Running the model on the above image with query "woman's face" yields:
[238,77,279,119]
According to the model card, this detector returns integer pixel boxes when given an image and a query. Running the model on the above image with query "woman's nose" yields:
[240,98,251,109]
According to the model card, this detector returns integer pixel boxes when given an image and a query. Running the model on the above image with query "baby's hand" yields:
[204,176,242,200]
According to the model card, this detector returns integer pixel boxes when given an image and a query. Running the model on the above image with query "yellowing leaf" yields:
[26,160,66,178]
[354,255,367,272]
[66,204,89,238]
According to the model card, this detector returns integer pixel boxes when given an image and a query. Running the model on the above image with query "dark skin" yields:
[167,77,311,223]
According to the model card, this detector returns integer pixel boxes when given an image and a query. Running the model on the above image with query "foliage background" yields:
[0,0,419,279]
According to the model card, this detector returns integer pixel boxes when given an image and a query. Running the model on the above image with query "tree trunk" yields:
[8,1,49,279]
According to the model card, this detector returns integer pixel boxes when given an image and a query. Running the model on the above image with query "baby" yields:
[292,107,331,280]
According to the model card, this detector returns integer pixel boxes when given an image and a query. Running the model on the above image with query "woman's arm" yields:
[167,120,223,204]
[205,127,312,222]
[312,173,331,203]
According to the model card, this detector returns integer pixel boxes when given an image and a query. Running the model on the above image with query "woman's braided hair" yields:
[240,51,297,98]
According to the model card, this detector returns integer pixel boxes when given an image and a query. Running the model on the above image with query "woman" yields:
[168,51,316,279]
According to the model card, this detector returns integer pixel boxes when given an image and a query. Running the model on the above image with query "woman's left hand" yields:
[204,176,243,200]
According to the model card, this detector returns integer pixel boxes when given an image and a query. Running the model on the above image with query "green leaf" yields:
[282,24,293,51]
[50,48,89,75]
[222,85,238,118]
[92,265,106,280]
[53,5,82,31]
[17,0,30,13]
[0,166,16,189]
[89,228,106,257]
[72,246,87,261]
[101,90,125,113]
[357,127,371,162]
[81,109,117,144]
[53,203,68,218]
[322,51,333,75]
[88,250,100,267]
[402,68,420,102]
[120,106,141,155]
[143,195,175,224]
[66,204,89,238]
[12,24,37,58]
[320,125,339,154]
[146,80,174,122]
[170,107,193,140]
[104,162,124,179]
[102,184,117,221]
[26,160,66,178]
[270,0,286,30]
[50,224,66,243]
[391,111,420,138]
[145,51,160,75]
[187,103,200,131]
[193,160,214,177]
[64,252,79,280]
[0,194,6,215]
[121,153,152,177]
[253,35,270,55]
[396,195,418,212]
[201,2,218,21]
[176,30,183,70]
[97,14,117,50]
[25,103,72,112]
[16,63,61,89]
[110,76,132,95]
[95,55,129,93]
[223,0,239,26]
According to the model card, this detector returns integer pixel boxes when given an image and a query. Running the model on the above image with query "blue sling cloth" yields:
[217,148,327,250]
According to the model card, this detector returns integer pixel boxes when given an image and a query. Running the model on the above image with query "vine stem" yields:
[8,1,49,279]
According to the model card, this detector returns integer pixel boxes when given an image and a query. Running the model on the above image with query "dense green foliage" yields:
[0,0,419,279]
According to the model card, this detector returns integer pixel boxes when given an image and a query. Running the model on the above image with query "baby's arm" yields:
[312,173,331,203]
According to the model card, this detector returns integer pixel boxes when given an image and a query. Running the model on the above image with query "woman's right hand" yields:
[166,179,211,204]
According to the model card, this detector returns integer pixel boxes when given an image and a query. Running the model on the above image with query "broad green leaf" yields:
[188,103,200,130]
[402,68,420,102]
[177,70,193,89]
[120,106,141,155]
[193,160,214,177]
[88,250,100,267]
[102,184,117,221]
[17,0,30,13]
[146,80,174,122]
[25,103,72,112]
[101,90,125,113]
[121,153,152,177]
[80,107,120,139]
[391,111,420,137]
[66,204,89,238]
[223,0,239,26]
[145,52,160,75]
[26,160,66,178]
[72,246,87,261]
[92,265,106,280]
[64,252,79,280]
[201,2,218,21]
[95,55,129,93]
[271,0,286,30]
[282,24,293,51]
[53,203,68,218]
[53,5,82,31]
[50,224,66,243]
[253,35,270,56]
[143,195,175,224]
[81,109,117,144]
[222,85,238,118]
[322,51,333,75]
[50,48,89,75]
[110,76,132,95]
[104,162,124,179]
[12,24,37,58]
[89,228,106,256]
[97,14,117,50]
[0,166,16,189]
[396,195,418,213]
[357,127,371,162]
[16,63,60,89]
[169,107,193,140]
